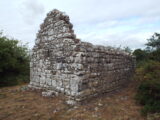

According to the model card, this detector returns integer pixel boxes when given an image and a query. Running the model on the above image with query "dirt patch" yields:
[0,83,145,120]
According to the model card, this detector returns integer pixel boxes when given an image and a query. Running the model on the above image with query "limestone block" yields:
[62,33,74,38]
[55,20,65,26]
[74,56,81,63]
[56,63,63,70]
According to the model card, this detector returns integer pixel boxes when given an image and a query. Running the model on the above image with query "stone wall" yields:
[29,9,136,104]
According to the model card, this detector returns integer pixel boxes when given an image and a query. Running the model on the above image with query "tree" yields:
[146,33,160,50]
[145,33,160,62]
[133,32,160,64]
[135,33,160,115]
[133,49,148,63]
[0,32,29,87]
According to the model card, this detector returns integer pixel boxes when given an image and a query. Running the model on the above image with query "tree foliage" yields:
[0,32,29,87]
[133,49,148,63]
[146,33,160,50]
[134,32,160,115]
[133,32,160,63]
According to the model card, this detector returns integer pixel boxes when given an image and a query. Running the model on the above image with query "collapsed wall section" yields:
[29,9,135,103]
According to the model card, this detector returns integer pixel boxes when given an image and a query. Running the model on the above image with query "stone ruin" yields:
[29,9,136,104]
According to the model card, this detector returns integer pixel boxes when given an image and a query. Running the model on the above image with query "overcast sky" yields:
[0,0,160,49]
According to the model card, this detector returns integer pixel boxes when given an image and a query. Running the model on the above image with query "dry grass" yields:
[0,82,146,120]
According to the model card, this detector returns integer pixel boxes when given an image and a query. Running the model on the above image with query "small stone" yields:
[42,90,55,97]
[94,107,99,111]
[66,100,76,105]
[53,109,58,113]
[98,103,103,107]
[20,86,29,91]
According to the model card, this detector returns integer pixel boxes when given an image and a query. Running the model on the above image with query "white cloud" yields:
[19,0,45,25]
[0,0,160,49]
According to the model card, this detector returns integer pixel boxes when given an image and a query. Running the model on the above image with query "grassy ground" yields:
[0,82,145,120]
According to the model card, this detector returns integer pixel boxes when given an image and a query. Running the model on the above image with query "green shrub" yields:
[133,49,149,67]
[0,32,29,87]
[135,61,160,115]
[149,49,160,62]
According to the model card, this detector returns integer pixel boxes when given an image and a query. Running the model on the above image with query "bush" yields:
[149,49,160,62]
[135,61,160,115]
[0,32,30,87]
[133,49,149,67]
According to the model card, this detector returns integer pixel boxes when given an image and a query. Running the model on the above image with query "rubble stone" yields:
[29,9,136,104]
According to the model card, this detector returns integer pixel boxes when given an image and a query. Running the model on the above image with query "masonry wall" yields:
[29,9,136,103]
[73,43,135,101]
